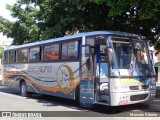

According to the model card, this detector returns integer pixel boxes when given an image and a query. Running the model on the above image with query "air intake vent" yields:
[130,94,148,101]
[141,85,149,89]
[129,86,139,90]
[129,85,149,90]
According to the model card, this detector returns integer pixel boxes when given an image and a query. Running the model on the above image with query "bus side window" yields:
[3,51,8,64]
[100,45,108,62]
[9,50,16,63]
[29,47,41,62]
[43,44,59,61]
[61,41,78,60]
[17,49,28,62]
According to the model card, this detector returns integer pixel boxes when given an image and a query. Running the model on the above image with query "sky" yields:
[0,0,17,46]
[0,0,17,20]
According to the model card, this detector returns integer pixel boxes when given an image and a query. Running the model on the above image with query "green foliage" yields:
[93,0,160,19]
[92,0,160,51]
[0,16,11,37]
[0,46,4,59]
[0,0,160,51]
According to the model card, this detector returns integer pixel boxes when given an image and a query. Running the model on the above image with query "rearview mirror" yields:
[106,36,112,48]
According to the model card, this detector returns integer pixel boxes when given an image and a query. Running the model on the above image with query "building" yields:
[151,47,160,84]
[0,33,13,65]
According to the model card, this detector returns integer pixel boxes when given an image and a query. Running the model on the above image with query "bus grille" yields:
[129,85,149,90]
[141,85,149,89]
[129,86,139,90]
[130,94,148,101]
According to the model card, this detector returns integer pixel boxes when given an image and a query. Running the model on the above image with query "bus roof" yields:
[4,31,143,50]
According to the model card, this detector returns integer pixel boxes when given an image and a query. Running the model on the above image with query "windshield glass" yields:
[109,37,155,77]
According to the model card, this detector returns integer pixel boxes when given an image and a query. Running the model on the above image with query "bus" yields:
[2,31,156,109]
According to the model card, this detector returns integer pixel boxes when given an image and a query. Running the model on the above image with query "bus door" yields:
[80,45,94,104]
[95,45,110,103]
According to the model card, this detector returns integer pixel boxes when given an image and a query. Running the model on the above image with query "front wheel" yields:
[80,102,94,110]
[20,81,28,97]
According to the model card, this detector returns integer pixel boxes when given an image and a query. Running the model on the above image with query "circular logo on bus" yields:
[56,64,75,94]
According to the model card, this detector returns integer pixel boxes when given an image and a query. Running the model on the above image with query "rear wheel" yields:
[20,81,28,97]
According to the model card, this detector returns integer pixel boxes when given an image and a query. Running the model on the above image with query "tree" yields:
[1,0,112,44]
[0,46,4,59]
[92,0,160,51]
[0,0,160,52]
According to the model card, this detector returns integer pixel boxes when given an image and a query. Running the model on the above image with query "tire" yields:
[20,81,28,97]
[80,102,94,110]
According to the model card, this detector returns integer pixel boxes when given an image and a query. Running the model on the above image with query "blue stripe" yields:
[5,64,83,82]
[5,66,56,83]
[73,63,86,74]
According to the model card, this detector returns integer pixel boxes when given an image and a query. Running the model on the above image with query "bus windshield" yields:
[109,37,155,77]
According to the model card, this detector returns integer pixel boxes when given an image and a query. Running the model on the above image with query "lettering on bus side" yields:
[28,66,52,73]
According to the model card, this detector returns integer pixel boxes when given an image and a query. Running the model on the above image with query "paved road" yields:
[0,84,160,120]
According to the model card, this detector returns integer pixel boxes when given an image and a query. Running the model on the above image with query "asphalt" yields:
[149,98,160,111]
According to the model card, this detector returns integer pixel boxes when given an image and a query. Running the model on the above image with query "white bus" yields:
[2,31,156,109]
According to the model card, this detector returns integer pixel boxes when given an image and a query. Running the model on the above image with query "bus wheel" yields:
[20,81,28,97]
[80,102,94,110]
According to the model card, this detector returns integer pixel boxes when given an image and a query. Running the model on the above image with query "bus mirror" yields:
[108,48,113,61]
[106,39,112,48]
[106,40,109,47]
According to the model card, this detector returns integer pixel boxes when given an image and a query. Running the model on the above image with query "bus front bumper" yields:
[110,90,156,106]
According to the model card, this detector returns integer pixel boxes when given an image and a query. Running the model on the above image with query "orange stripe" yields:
[4,72,80,92]
[4,72,60,92]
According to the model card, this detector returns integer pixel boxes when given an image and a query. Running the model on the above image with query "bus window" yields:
[86,36,95,46]
[61,41,78,60]
[133,42,149,64]
[17,49,28,62]
[3,51,8,64]
[29,47,40,61]
[113,42,131,69]
[61,43,68,60]
[9,51,16,63]
[43,44,59,61]
[100,45,108,62]
[68,41,78,59]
